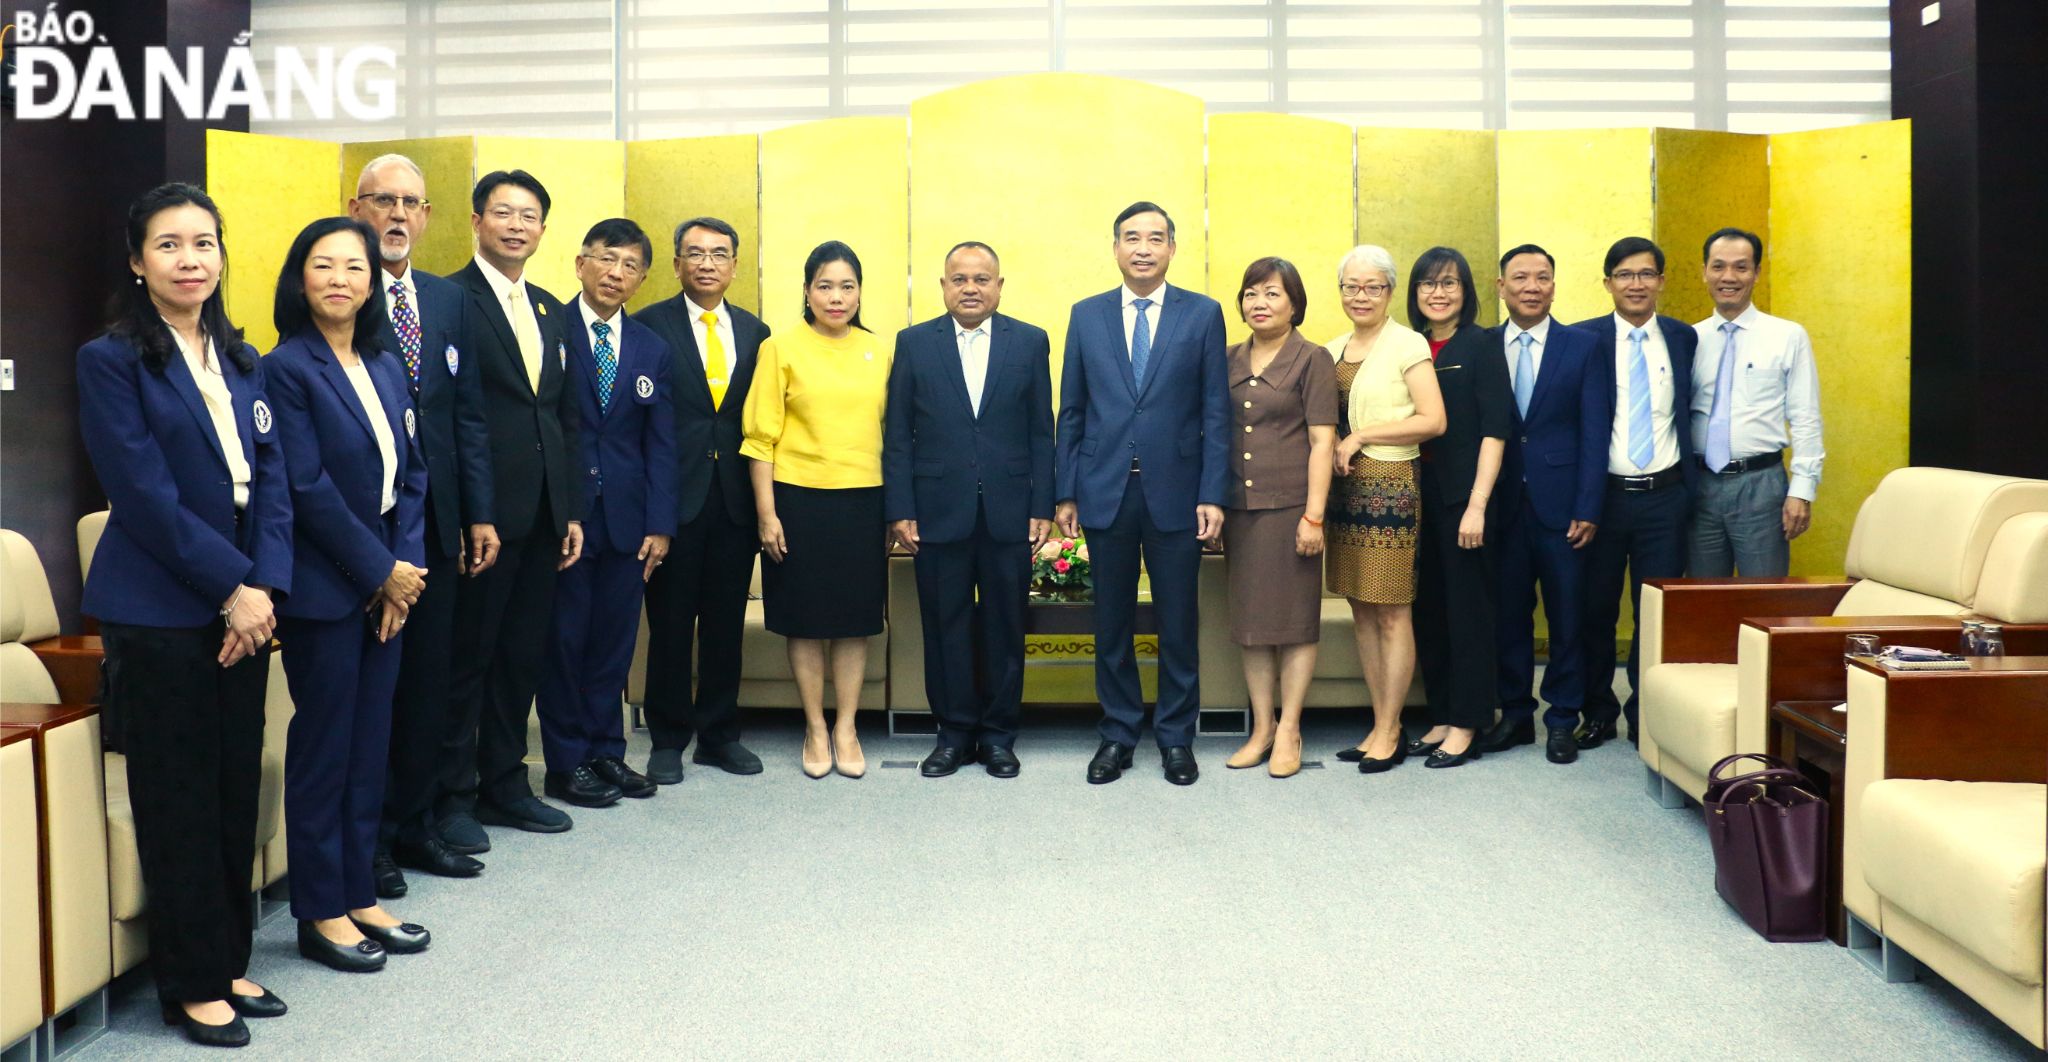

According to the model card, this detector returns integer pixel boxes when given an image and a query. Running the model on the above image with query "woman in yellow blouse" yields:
[741,240,894,779]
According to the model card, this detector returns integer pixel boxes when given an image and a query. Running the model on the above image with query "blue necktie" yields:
[1627,327,1655,470]
[1513,331,1535,418]
[593,321,616,413]
[1705,320,1738,471]
[1130,298,1153,389]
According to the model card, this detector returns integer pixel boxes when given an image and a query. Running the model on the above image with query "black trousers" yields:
[1582,479,1690,731]
[913,506,1029,750]
[643,484,755,751]
[1414,478,1500,730]
[101,619,267,1004]
[381,532,459,848]
[443,502,559,810]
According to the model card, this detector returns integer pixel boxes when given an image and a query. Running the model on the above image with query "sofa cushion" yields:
[1842,469,2048,611]
[1640,663,1737,779]
[1973,512,2048,624]
[1832,578,1966,619]
[1862,779,2046,986]
[0,530,61,644]
[103,752,145,922]
[738,601,885,680]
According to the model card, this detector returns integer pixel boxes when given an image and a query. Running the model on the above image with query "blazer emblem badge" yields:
[635,375,653,399]
[404,408,416,439]
[445,343,459,376]
[252,399,273,435]
[557,340,567,371]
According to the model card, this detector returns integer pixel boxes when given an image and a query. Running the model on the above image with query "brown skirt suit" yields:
[1222,330,1340,646]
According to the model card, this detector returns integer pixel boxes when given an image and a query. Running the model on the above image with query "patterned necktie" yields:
[389,280,421,386]
[508,287,542,391]
[1130,298,1153,388]
[1513,331,1536,418]
[1627,327,1655,470]
[700,311,728,409]
[593,321,616,413]
[1705,320,1739,471]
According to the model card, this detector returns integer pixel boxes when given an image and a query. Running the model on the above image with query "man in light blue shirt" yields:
[1688,227,1825,577]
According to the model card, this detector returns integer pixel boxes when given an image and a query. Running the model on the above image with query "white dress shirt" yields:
[684,293,734,372]
[953,316,990,416]
[1120,283,1169,360]
[168,323,251,509]
[473,255,544,388]
[380,263,418,330]
[1503,315,1552,393]
[1690,304,1826,501]
[340,358,399,514]
[1608,313,1682,475]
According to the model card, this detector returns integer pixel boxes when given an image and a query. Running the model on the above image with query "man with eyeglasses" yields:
[441,169,586,843]
[535,219,677,808]
[347,153,493,895]
[1689,227,1824,578]
[1570,236,1700,750]
[631,217,772,782]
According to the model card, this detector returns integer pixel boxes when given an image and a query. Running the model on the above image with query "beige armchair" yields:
[1,727,42,1056]
[1638,469,2048,806]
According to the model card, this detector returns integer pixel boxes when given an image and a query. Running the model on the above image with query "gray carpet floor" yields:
[76,708,2036,1060]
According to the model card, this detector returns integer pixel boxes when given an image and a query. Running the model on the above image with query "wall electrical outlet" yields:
[1922,3,1940,26]
[0,359,14,391]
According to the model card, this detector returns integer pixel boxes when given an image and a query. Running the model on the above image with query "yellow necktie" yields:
[509,287,542,391]
[701,311,729,408]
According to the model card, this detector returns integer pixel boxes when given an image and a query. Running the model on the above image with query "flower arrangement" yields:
[1031,536,1092,601]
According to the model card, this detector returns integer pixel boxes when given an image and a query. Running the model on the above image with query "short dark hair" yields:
[273,216,387,361]
[1406,246,1479,332]
[1499,243,1555,272]
[673,216,740,257]
[1603,236,1665,276]
[108,182,249,375]
[581,218,653,268]
[1113,201,1175,242]
[1237,257,1307,328]
[472,169,551,219]
[944,241,1000,272]
[801,240,868,333]
[1702,226,1763,265]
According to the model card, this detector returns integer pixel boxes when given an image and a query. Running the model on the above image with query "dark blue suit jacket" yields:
[263,329,428,622]
[630,293,767,529]
[374,268,493,559]
[882,313,1055,544]
[1569,312,1701,496]
[1054,285,1230,531]
[563,300,680,554]
[77,332,293,626]
[1494,319,1612,530]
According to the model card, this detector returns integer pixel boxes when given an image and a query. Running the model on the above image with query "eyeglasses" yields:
[580,253,644,277]
[1610,269,1662,284]
[1415,277,1461,294]
[1340,282,1390,299]
[488,206,542,225]
[364,193,428,213]
[682,249,734,264]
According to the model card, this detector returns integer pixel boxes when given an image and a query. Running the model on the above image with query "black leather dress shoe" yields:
[590,756,657,798]
[372,848,407,899]
[476,795,574,832]
[1087,741,1134,784]
[351,916,430,954]
[161,1005,251,1047]
[1161,745,1199,786]
[921,745,970,777]
[228,988,287,1019]
[542,765,623,808]
[645,748,685,785]
[393,835,483,878]
[978,744,1021,779]
[1574,715,1619,750]
[297,920,386,973]
[434,811,490,855]
[694,740,765,775]
[1475,716,1535,754]
[1546,726,1579,764]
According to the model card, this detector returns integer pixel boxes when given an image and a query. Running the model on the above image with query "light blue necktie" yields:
[1627,327,1655,470]
[1130,298,1153,389]
[1705,320,1738,471]
[593,321,616,413]
[1512,331,1535,418]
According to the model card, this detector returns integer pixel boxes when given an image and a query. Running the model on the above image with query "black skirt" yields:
[762,482,887,639]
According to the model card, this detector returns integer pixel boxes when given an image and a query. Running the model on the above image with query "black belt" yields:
[1697,450,1783,476]
[1609,465,1683,492]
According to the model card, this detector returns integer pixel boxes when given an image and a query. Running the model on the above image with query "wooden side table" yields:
[1769,698,1849,945]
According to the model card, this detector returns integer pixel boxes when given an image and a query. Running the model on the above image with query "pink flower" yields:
[1036,540,1063,561]
[1060,538,1076,550]
[1053,558,1072,574]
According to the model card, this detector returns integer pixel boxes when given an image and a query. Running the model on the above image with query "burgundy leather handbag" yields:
[1704,753,1829,943]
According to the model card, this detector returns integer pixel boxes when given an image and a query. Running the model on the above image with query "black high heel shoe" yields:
[160,1003,252,1047]
[1358,743,1408,774]
[1402,734,1444,758]
[297,919,387,972]
[350,916,431,954]
[229,987,287,1018]
[1333,746,1368,763]
[1425,743,1482,769]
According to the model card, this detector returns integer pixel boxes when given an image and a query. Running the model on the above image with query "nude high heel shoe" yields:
[1268,728,1302,778]
[1225,734,1274,769]
[833,730,866,779]
[802,728,831,779]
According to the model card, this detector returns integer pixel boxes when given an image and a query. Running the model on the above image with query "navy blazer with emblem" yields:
[882,312,1055,544]
[262,328,428,622]
[563,298,680,554]
[374,268,493,558]
[1569,311,1701,497]
[77,331,293,627]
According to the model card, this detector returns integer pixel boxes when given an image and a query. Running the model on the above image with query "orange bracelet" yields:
[1302,515,1324,527]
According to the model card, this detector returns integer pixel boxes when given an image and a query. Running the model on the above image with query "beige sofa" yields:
[1,726,42,1056]
[1197,552,1427,714]
[1638,469,2048,805]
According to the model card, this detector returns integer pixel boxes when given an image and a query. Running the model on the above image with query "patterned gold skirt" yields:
[1325,456,1419,604]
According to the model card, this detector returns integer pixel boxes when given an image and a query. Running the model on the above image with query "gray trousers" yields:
[1687,462,1791,577]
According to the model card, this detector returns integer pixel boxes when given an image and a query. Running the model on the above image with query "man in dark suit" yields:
[1572,237,1699,750]
[537,218,678,807]
[439,170,585,842]
[1053,201,1229,786]
[631,216,769,784]
[1476,244,1612,765]
[346,154,493,895]
[884,241,1055,779]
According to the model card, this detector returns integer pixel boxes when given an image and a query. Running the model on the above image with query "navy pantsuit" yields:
[279,613,402,918]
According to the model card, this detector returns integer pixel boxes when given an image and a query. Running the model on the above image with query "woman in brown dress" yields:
[1325,245,1445,772]
[1221,257,1338,778]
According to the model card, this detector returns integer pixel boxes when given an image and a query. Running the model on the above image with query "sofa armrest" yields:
[1645,577,1855,665]
[24,636,103,707]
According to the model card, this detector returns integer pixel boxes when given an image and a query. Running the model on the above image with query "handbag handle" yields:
[1708,752,1794,782]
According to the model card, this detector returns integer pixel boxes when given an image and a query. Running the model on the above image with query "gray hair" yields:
[355,153,426,193]
[1338,244,1397,288]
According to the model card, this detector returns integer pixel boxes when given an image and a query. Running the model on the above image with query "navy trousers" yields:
[280,611,401,920]
[537,503,646,772]
[913,506,1030,751]
[1085,472,1202,748]
[1582,479,1690,731]
[1496,496,1589,729]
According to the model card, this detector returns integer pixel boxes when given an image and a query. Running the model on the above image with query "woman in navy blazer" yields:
[262,218,432,974]
[77,184,292,1046]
